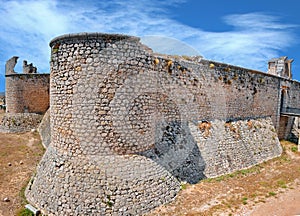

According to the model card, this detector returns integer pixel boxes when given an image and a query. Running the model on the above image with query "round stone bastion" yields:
[25,32,191,215]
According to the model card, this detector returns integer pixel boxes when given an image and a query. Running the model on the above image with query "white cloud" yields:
[0,0,296,78]
[0,0,69,73]
[187,13,297,71]
[0,0,187,74]
[223,13,296,30]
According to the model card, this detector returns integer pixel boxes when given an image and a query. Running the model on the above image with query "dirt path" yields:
[0,132,44,216]
[244,185,300,216]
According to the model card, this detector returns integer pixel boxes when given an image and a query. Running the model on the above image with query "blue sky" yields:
[0,0,299,92]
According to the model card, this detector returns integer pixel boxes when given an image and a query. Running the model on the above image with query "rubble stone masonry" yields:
[5,74,49,113]
[25,33,300,215]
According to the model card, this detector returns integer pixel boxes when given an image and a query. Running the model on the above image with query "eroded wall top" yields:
[268,56,293,79]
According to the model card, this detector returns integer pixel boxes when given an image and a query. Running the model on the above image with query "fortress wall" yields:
[287,80,300,110]
[197,60,281,124]
[26,33,283,215]
[276,79,300,139]
[278,116,290,139]
[5,74,50,114]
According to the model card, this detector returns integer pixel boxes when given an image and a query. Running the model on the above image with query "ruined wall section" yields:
[0,113,43,133]
[5,74,50,114]
[26,33,283,215]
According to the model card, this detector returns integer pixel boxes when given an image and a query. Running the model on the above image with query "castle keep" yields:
[7,32,297,215]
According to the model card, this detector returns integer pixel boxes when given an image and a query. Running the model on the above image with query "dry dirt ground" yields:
[0,113,45,216]
[0,117,299,216]
[147,140,300,216]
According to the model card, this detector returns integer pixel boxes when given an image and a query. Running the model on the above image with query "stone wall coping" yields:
[5,73,50,77]
[201,59,300,85]
[49,32,300,85]
[49,32,140,47]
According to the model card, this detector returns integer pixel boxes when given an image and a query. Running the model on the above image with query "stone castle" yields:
[5,56,49,114]
[0,57,49,133]
[2,32,300,215]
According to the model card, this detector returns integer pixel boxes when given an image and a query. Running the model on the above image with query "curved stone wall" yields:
[38,109,51,148]
[26,33,283,215]
[26,33,182,215]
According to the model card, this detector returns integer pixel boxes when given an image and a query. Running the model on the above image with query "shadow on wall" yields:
[140,120,206,184]
[118,90,206,184]
[287,117,300,144]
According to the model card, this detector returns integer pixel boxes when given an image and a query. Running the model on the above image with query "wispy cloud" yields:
[0,0,297,80]
[190,13,297,71]
[0,0,69,72]
[0,0,186,73]
[223,13,296,30]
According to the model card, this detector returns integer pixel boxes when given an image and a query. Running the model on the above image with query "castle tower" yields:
[268,56,293,79]
[25,33,181,215]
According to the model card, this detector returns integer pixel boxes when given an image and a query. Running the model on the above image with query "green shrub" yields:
[291,146,298,152]
[242,197,248,205]
[268,191,276,196]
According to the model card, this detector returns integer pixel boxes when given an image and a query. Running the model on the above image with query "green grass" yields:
[180,182,187,190]
[242,197,248,205]
[215,176,225,182]
[16,208,34,216]
[19,183,29,206]
[291,146,298,153]
[277,180,287,188]
[268,191,276,197]
[251,193,258,198]
[16,180,31,216]
[106,201,113,207]
[279,155,291,163]
[204,165,262,183]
